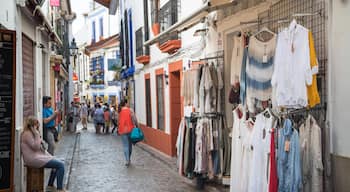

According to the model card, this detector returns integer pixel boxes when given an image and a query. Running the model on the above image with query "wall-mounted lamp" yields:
[164,69,169,85]
[37,43,45,49]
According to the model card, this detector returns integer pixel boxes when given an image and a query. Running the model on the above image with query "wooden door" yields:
[169,71,181,156]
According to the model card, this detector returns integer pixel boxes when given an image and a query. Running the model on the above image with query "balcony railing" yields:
[158,0,179,45]
[136,27,143,57]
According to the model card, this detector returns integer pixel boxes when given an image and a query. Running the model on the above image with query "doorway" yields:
[169,70,181,156]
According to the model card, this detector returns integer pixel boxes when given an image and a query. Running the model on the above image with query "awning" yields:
[144,0,235,46]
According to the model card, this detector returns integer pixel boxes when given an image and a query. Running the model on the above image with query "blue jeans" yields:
[121,134,132,162]
[44,159,65,190]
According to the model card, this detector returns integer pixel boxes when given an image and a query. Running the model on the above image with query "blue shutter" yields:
[100,56,104,85]
[128,9,134,70]
[99,17,104,37]
[92,21,96,43]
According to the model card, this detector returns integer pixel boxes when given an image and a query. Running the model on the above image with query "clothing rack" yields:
[239,11,322,26]
[185,54,224,70]
[279,104,326,116]
[191,112,224,119]
[276,105,327,128]
[199,55,224,61]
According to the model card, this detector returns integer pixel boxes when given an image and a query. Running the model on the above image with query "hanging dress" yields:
[230,106,246,192]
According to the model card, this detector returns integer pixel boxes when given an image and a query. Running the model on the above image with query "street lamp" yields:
[69,38,78,56]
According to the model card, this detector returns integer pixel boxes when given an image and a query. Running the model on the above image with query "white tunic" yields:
[230,106,246,192]
[299,115,324,192]
[248,113,275,192]
[240,121,255,192]
[271,20,312,108]
[230,36,244,85]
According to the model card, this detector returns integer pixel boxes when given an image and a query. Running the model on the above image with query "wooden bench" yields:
[26,167,44,192]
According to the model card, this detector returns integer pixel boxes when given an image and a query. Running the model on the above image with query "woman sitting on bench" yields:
[21,116,67,192]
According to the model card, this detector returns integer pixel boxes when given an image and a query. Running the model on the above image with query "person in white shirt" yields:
[80,103,88,130]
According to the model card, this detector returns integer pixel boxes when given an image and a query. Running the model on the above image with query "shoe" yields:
[125,161,130,167]
[46,186,57,192]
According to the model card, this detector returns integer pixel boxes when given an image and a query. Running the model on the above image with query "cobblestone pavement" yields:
[48,122,229,192]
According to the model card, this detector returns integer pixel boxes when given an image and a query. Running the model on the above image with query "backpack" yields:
[129,127,144,144]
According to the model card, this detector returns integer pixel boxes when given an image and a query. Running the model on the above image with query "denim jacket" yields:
[277,119,302,192]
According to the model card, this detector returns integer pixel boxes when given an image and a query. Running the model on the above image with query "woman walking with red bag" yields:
[118,99,134,167]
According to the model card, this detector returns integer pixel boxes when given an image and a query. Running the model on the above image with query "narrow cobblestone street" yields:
[47,122,227,192]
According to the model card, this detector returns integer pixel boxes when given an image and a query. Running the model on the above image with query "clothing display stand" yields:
[227,0,329,191]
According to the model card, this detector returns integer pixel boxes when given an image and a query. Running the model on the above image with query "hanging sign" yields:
[50,0,60,7]
[0,30,16,191]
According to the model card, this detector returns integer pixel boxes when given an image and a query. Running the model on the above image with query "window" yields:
[143,0,150,55]
[150,0,159,25]
[136,27,143,57]
[120,20,125,67]
[158,0,178,44]
[159,0,178,32]
[156,74,165,130]
[92,21,96,43]
[124,10,129,67]
[99,17,104,38]
[145,76,152,127]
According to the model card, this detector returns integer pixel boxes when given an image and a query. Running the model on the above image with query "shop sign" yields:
[0,29,16,191]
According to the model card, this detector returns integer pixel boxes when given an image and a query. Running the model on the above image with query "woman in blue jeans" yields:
[118,100,136,167]
[21,116,67,192]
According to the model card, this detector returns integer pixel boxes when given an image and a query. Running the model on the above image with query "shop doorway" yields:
[169,70,181,156]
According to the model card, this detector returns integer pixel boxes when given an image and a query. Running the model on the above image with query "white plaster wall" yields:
[21,13,35,41]
[179,0,203,47]
[134,72,146,124]
[160,0,170,7]
[88,7,119,43]
[329,0,350,157]
[124,0,202,133]
[125,0,145,69]
[0,1,16,30]
[34,28,43,121]
[150,68,158,129]
[88,8,106,41]
[14,5,25,192]
[128,0,205,134]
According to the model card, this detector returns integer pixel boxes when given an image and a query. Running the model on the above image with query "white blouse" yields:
[271,20,312,108]
[248,113,275,192]
[230,107,246,192]
[230,35,244,85]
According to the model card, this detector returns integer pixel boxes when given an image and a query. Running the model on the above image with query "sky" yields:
[71,0,93,35]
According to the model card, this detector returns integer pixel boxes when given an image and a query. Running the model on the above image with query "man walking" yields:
[80,102,88,130]
[43,96,59,155]
[69,101,80,132]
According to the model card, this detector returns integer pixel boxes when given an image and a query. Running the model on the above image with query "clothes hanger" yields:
[262,108,272,118]
[247,117,255,126]
[253,26,276,41]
